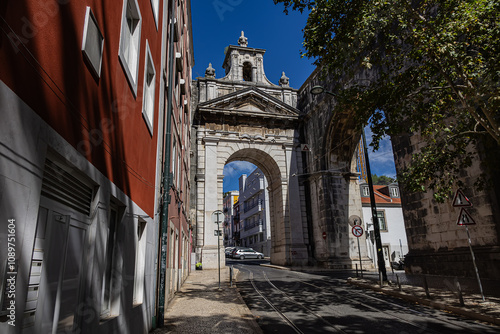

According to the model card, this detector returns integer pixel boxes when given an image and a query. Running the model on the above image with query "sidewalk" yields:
[347,269,500,326]
[150,267,263,334]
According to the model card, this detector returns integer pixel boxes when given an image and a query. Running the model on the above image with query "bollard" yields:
[396,274,402,292]
[454,277,464,306]
[230,266,233,287]
[379,271,383,287]
[423,276,431,299]
[356,264,359,277]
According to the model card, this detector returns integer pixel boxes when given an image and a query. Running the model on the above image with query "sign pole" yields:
[465,225,485,301]
[217,212,221,290]
[357,236,363,278]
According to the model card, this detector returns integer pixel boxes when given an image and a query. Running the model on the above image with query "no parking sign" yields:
[352,225,363,238]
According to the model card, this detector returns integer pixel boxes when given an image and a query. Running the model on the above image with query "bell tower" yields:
[221,31,275,85]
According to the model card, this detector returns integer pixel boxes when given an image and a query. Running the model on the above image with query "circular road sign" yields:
[352,225,364,238]
[211,210,225,224]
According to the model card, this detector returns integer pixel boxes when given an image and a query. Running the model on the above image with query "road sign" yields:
[214,230,222,236]
[456,208,476,225]
[352,225,364,237]
[452,189,472,207]
[348,215,362,227]
[211,210,224,224]
[301,144,310,152]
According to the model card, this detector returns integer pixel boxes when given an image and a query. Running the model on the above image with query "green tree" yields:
[372,174,396,185]
[275,0,500,201]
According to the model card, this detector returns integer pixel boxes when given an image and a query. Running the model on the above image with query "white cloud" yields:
[364,125,397,177]
[223,161,257,177]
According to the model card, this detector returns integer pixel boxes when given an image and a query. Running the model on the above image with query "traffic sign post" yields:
[452,190,484,301]
[352,225,364,278]
[211,210,224,290]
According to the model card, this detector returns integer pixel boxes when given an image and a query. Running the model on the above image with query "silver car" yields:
[232,248,264,260]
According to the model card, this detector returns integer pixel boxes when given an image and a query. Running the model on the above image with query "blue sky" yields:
[190,1,396,192]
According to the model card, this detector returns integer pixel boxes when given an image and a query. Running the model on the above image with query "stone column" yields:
[201,137,225,269]
[284,143,308,266]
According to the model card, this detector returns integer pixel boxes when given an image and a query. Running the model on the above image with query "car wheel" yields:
[258,255,263,259]
[240,255,245,260]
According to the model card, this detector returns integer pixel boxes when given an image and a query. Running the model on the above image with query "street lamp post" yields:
[310,85,387,281]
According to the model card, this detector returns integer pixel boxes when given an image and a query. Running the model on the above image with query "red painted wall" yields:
[0,0,164,216]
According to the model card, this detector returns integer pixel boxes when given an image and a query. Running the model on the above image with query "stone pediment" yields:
[197,87,299,117]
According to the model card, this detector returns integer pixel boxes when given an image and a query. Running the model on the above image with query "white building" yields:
[238,168,271,256]
[360,182,408,268]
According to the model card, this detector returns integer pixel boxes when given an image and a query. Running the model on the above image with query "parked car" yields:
[225,247,236,257]
[232,247,264,260]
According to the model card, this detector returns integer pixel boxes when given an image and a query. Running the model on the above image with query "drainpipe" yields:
[157,0,176,328]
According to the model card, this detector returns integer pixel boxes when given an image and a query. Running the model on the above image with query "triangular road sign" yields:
[301,144,310,152]
[456,208,476,226]
[452,189,472,207]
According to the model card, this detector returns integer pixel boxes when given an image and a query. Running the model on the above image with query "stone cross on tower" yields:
[238,31,248,47]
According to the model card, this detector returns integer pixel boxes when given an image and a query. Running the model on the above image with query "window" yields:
[390,186,399,198]
[150,0,159,28]
[243,62,252,81]
[133,219,147,304]
[119,0,142,96]
[142,41,155,134]
[101,203,120,317]
[362,186,369,197]
[81,7,104,77]
[377,211,387,231]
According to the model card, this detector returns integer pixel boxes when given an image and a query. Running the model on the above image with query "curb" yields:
[259,264,291,271]
[233,268,265,334]
[347,279,500,326]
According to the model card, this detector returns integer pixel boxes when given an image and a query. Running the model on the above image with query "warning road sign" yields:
[452,189,472,207]
[301,144,310,152]
[456,208,476,226]
[352,225,363,237]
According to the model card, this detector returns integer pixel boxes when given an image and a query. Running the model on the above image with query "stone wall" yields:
[392,133,500,279]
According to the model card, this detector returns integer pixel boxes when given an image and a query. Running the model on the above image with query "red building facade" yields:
[0,0,193,333]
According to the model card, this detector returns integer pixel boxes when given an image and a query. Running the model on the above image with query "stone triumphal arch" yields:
[191,32,370,270]
[192,32,309,268]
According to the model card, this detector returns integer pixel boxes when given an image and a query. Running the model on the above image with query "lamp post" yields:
[310,85,387,281]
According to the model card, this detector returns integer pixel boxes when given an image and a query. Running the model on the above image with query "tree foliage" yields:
[372,174,396,185]
[275,0,500,201]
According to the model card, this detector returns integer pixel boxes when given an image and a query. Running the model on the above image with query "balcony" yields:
[244,199,263,214]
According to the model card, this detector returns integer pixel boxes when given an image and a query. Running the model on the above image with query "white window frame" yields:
[81,7,104,78]
[150,0,159,29]
[142,41,156,135]
[118,0,142,97]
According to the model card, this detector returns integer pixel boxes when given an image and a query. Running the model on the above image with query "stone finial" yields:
[279,71,289,87]
[238,31,248,47]
[205,63,215,78]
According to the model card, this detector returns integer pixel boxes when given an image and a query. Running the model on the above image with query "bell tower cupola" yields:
[222,31,274,85]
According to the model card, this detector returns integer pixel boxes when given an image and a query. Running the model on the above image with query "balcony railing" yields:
[244,219,264,231]
[244,199,263,213]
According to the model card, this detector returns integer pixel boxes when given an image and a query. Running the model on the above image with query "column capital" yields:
[203,137,220,145]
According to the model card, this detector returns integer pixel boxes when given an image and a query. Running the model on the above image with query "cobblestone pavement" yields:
[150,268,262,334]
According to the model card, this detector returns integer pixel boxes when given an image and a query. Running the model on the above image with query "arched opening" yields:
[242,62,252,81]
[222,148,286,264]
[223,161,272,257]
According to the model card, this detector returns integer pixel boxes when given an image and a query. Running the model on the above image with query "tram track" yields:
[238,265,496,334]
